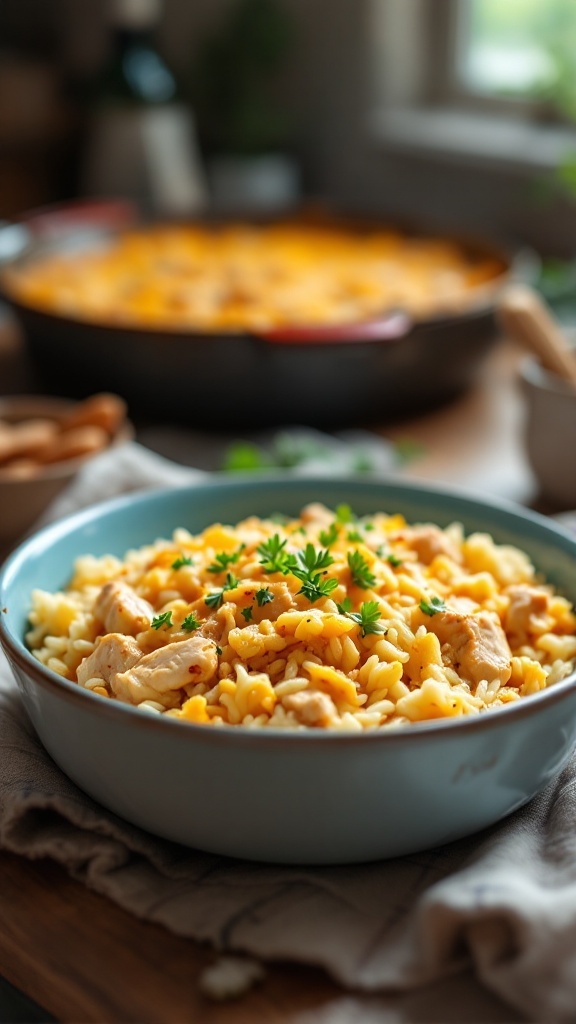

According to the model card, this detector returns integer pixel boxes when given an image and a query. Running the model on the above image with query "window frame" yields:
[368,0,576,175]
[426,0,566,123]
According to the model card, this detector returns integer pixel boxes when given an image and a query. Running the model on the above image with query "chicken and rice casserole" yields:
[4,223,506,331]
[26,504,576,730]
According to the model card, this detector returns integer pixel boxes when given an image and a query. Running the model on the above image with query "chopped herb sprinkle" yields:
[181,612,201,631]
[419,595,446,616]
[205,572,239,609]
[171,555,193,570]
[347,550,376,589]
[207,545,245,574]
[151,611,173,630]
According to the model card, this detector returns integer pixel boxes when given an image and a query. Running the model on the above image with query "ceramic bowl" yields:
[519,356,576,510]
[1,477,576,864]
[0,394,133,549]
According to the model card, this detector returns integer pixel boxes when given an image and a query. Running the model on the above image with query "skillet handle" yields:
[253,311,411,345]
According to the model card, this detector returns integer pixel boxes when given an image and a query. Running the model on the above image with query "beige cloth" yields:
[1,443,576,1023]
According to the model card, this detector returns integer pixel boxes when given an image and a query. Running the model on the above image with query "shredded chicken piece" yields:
[505,585,549,643]
[408,525,461,565]
[300,502,334,526]
[248,581,295,623]
[95,581,154,635]
[77,633,143,687]
[283,689,337,726]
[425,609,512,686]
[111,635,218,705]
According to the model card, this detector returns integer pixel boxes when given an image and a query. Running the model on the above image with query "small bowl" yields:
[1,477,576,864]
[519,357,576,510]
[0,395,134,548]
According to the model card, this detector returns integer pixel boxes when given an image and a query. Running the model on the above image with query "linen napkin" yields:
[2,442,576,1023]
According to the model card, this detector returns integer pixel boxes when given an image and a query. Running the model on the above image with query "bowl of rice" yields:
[1,476,576,863]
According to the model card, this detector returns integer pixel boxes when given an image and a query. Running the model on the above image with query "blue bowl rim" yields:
[1,473,576,746]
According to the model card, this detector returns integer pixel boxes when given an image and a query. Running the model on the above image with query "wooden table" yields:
[0,315,547,1023]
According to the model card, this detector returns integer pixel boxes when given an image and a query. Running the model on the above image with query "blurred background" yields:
[0,0,576,530]
[1,0,576,257]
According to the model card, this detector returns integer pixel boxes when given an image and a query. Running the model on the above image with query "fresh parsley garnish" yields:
[346,529,363,543]
[287,543,338,603]
[151,611,173,630]
[337,598,385,636]
[259,537,338,602]
[207,545,245,574]
[419,595,446,616]
[216,645,223,655]
[364,522,375,532]
[297,575,339,603]
[241,606,253,622]
[205,572,240,609]
[257,534,291,574]
[347,550,376,589]
[181,612,201,632]
[291,543,335,575]
[347,601,386,637]
[387,553,403,567]
[255,587,274,607]
[171,555,193,570]
[319,522,339,548]
[335,503,354,524]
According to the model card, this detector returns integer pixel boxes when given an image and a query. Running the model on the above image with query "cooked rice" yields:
[26,503,576,730]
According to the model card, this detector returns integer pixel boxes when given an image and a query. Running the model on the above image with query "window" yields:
[456,0,576,113]
[370,0,576,172]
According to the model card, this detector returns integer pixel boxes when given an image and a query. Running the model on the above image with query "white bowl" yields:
[1,477,576,864]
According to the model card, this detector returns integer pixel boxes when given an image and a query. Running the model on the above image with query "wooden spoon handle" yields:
[497,284,576,389]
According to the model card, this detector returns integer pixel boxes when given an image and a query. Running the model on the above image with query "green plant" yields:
[193,0,295,156]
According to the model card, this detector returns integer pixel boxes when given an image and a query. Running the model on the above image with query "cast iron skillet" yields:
[0,199,531,429]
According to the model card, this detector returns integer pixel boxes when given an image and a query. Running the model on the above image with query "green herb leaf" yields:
[257,534,292,574]
[387,553,403,567]
[283,543,338,603]
[255,587,274,607]
[298,574,339,604]
[216,645,223,655]
[419,595,446,616]
[207,545,245,574]
[346,600,386,637]
[293,543,334,575]
[336,597,353,614]
[222,441,271,473]
[205,572,240,610]
[335,503,354,524]
[241,606,253,622]
[347,550,376,589]
[319,522,339,548]
[171,555,193,570]
[181,612,201,632]
[346,529,363,543]
[151,611,173,630]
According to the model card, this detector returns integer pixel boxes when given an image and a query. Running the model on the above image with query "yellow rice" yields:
[26,503,576,730]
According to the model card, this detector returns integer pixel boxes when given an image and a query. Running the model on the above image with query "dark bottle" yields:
[81,0,206,215]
